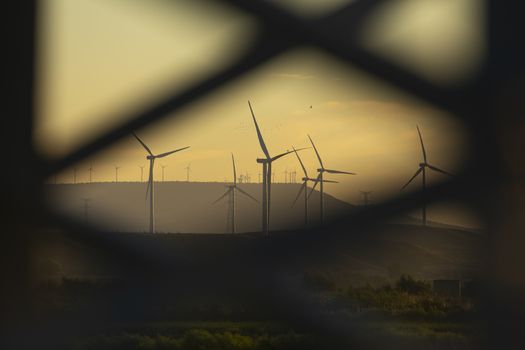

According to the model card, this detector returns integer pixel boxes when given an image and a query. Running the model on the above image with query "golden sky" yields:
[36,0,484,227]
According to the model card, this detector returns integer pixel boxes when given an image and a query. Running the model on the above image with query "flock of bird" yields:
[130,101,452,234]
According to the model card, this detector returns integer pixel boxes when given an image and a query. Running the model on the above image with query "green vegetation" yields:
[346,275,474,319]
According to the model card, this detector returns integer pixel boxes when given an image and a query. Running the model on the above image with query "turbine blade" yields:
[132,132,153,156]
[271,147,307,162]
[292,182,306,207]
[416,125,427,163]
[427,164,454,176]
[156,146,190,158]
[212,189,230,205]
[232,153,237,185]
[308,174,321,199]
[401,167,423,190]
[293,146,308,177]
[248,101,271,160]
[308,135,324,168]
[236,187,259,203]
[321,179,339,184]
[324,169,356,175]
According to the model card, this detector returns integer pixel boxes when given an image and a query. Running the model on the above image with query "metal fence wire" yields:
[2,0,525,349]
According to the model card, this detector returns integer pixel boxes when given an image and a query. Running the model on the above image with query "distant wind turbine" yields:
[73,167,77,184]
[248,101,307,235]
[114,166,120,182]
[292,146,338,225]
[161,164,167,182]
[401,125,453,226]
[185,163,191,182]
[308,135,356,224]
[212,153,258,233]
[139,165,145,182]
[88,164,94,183]
[133,132,190,233]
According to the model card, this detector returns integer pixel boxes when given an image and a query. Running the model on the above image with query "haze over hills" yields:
[44,182,484,283]
[46,181,354,233]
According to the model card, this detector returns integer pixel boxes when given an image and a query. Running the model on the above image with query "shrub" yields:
[395,274,431,295]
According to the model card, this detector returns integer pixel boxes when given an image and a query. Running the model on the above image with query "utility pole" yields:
[115,166,120,182]
[82,198,91,224]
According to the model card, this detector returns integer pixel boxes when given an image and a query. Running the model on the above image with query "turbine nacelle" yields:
[256,158,269,163]
[419,162,426,168]
[147,155,155,160]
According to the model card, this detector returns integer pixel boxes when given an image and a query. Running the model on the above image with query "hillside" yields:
[45,181,354,233]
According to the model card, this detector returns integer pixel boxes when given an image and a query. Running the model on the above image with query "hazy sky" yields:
[36,0,484,227]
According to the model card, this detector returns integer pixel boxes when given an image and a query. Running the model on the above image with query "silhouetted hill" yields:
[38,223,484,284]
[46,181,354,233]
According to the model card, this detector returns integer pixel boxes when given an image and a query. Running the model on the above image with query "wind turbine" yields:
[73,167,77,184]
[292,146,338,225]
[88,164,94,183]
[401,125,453,226]
[161,164,167,182]
[248,101,307,234]
[360,191,372,206]
[185,163,191,182]
[132,132,190,233]
[139,165,145,182]
[212,153,258,233]
[114,165,120,182]
[308,135,356,224]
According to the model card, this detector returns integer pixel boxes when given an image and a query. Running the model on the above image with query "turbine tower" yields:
[114,166,120,182]
[73,167,77,184]
[360,191,372,206]
[161,164,167,182]
[248,101,306,235]
[308,135,356,224]
[133,132,190,233]
[292,146,338,225]
[212,153,258,233]
[88,164,94,183]
[401,125,453,226]
[185,163,191,182]
[139,165,145,182]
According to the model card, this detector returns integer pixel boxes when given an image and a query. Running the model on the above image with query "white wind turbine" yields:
[291,146,338,225]
[400,125,453,226]
[308,135,356,224]
[248,101,307,235]
[212,153,258,233]
[132,132,189,233]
